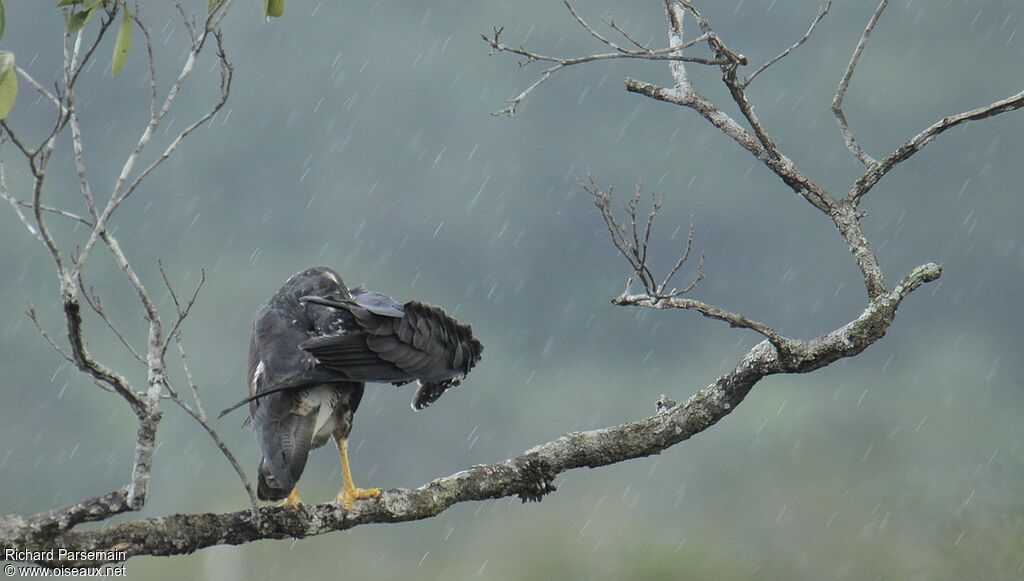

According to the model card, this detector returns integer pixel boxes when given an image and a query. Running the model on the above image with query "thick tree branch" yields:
[0,263,941,567]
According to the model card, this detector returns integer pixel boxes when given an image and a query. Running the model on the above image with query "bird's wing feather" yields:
[300,299,482,409]
[300,300,481,392]
[351,290,405,318]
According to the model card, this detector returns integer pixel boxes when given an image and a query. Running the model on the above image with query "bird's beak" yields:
[300,294,347,309]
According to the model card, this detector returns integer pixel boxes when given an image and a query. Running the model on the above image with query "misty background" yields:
[1,0,1022,579]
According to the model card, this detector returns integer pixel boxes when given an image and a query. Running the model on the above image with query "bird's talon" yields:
[337,487,381,509]
[279,488,303,508]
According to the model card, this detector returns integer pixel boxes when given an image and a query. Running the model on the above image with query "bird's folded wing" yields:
[300,300,482,385]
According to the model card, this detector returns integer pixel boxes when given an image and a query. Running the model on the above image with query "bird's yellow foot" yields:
[337,486,381,509]
[279,488,303,508]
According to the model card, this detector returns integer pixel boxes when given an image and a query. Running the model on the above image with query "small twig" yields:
[613,292,790,352]
[25,303,74,364]
[173,336,204,419]
[16,67,65,113]
[13,198,94,227]
[677,1,746,66]
[745,0,832,87]
[159,264,206,358]
[68,12,117,89]
[0,151,44,242]
[77,273,146,366]
[164,378,259,517]
[563,1,620,51]
[132,5,159,123]
[661,218,703,296]
[602,17,651,52]
[832,0,887,167]
[171,0,197,45]
[482,25,727,116]
[1,121,36,159]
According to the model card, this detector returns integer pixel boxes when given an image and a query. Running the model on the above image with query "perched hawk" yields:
[219,267,483,508]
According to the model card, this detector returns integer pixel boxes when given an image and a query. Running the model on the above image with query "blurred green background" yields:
[1,1,1022,579]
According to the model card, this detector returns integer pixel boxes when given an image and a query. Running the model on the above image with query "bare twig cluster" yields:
[583,175,703,300]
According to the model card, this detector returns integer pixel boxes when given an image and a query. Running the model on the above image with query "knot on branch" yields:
[655,394,678,414]
[515,456,557,503]
[892,263,942,299]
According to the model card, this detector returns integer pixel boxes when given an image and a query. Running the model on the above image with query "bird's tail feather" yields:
[256,459,290,501]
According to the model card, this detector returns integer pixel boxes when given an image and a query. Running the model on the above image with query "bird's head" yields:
[276,266,351,307]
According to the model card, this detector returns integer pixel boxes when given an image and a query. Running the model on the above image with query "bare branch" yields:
[0,262,943,566]
[563,1,619,51]
[159,263,206,358]
[15,67,65,113]
[745,0,832,86]
[132,4,159,122]
[14,199,93,227]
[163,376,259,516]
[67,108,98,220]
[25,303,74,364]
[59,295,147,416]
[661,218,703,295]
[623,78,835,213]
[0,152,44,242]
[482,23,727,116]
[74,17,223,272]
[849,87,1024,204]
[68,12,117,90]
[601,17,652,52]
[1,120,36,159]
[614,293,788,349]
[77,274,146,366]
[123,29,233,202]
[831,0,887,167]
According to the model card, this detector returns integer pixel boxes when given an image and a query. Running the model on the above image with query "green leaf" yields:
[264,0,284,19]
[208,0,222,13]
[67,0,103,33]
[0,52,18,120]
[0,0,6,44]
[111,9,132,77]
[57,0,83,6]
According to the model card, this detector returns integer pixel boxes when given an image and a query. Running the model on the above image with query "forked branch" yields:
[832,0,887,167]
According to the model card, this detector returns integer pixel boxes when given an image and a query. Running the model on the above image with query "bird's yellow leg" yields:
[336,438,381,509]
[279,487,302,508]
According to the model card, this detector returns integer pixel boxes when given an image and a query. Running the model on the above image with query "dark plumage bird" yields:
[219,267,483,508]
